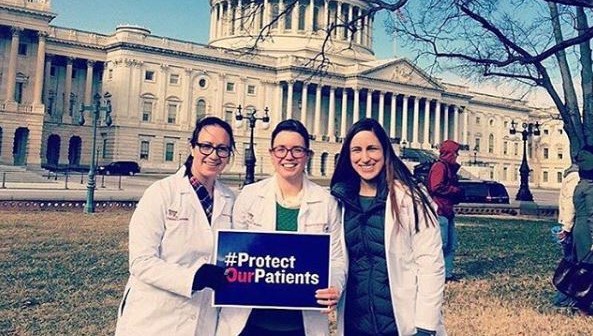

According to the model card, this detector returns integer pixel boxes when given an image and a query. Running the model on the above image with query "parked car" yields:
[97,161,141,176]
[458,180,510,204]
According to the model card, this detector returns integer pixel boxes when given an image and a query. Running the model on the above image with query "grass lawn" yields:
[0,212,591,335]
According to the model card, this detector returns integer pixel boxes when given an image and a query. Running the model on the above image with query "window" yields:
[503,167,508,181]
[140,140,150,160]
[557,171,563,183]
[504,121,508,129]
[108,69,113,80]
[198,78,208,88]
[15,82,24,103]
[475,138,481,152]
[165,142,175,162]
[543,171,549,183]
[226,82,235,92]
[543,147,549,159]
[543,129,549,135]
[514,142,519,156]
[169,74,180,85]
[247,84,256,95]
[285,6,292,30]
[142,101,153,122]
[503,141,508,155]
[513,167,518,181]
[196,99,207,120]
[145,70,155,81]
[489,119,494,126]
[224,108,234,122]
[167,103,178,124]
[313,6,320,31]
[475,117,481,125]
[18,43,27,55]
[557,149,563,160]
[298,5,307,30]
[488,134,494,154]
[559,129,563,135]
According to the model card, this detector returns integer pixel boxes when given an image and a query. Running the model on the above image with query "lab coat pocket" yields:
[303,222,329,233]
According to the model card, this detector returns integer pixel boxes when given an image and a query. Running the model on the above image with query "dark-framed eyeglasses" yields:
[196,143,232,158]
[270,146,309,159]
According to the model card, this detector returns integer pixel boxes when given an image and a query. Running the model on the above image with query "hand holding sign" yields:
[315,287,340,314]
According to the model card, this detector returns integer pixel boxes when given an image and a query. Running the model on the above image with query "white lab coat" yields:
[216,176,346,336]
[336,181,446,336]
[115,168,235,336]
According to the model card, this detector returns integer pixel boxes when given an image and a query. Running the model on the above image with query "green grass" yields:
[0,212,591,335]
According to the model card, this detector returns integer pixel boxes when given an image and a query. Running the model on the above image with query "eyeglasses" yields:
[195,143,232,158]
[270,146,309,159]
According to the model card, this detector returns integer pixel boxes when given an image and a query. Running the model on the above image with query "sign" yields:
[213,230,330,310]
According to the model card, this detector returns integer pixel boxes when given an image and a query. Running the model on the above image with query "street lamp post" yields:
[473,145,478,165]
[235,105,270,185]
[79,92,113,213]
[509,120,540,202]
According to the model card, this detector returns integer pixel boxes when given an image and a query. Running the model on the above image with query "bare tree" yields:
[385,0,593,161]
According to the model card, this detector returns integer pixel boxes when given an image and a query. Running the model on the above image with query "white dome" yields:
[207,0,376,64]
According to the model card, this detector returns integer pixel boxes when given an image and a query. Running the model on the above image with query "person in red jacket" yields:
[427,140,464,281]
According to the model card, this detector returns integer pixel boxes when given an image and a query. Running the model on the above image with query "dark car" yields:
[98,161,141,176]
[458,180,510,204]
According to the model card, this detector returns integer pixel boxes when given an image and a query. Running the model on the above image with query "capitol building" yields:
[0,0,571,188]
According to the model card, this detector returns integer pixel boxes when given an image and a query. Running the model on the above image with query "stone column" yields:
[434,100,441,145]
[182,68,193,127]
[84,60,95,105]
[378,91,385,127]
[159,64,170,121]
[323,0,329,30]
[423,98,431,148]
[275,82,283,126]
[286,81,294,119]
[453,105,460,143]
[33,32,47,106]
[217,2,224,37]
[390,94,396,138]
[43,55,52,106]
[64,57,74,118]
[336,1,343,39]
[353,88,360,123]
[328,86,336,138]
[309,0,315,32]
[300,82,308,126]
[210,5,217,40]
[365,89,372,118]
[340,89,348,138]
[412,97,420,147]
[279,0,285,32]
[292,0,299,32]
[314,84,322,137]
[401,94,408,142]
[263,0,270,28]
[6,27,22,102]
[463,107,469,145]
[443,103,449,141]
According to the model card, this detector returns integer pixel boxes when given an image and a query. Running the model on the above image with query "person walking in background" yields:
[216,119,345,336]
[572,146,593,316]
[331,118,445,336]
[427,140,464,282]
[115,117,235,336]
[553,164,580,307]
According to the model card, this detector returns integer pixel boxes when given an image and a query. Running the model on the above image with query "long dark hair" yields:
[331,118,436,231]
[183,116,236,175]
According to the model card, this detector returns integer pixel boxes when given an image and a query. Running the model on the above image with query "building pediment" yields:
[359,58,444,90]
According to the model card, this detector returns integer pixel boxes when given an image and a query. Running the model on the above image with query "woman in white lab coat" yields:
[216,119,345,336]
[115,116,236,336]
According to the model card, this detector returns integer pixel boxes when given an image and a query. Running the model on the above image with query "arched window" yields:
[298,5,307,30]
[196,99,207,120]
[271,5,279,29]
[313,6,320,31]
[488,134,494,154]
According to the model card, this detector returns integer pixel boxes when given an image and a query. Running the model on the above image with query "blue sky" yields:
[51,0,396,59]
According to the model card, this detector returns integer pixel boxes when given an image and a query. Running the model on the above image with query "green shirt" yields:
[275,202,299,231]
